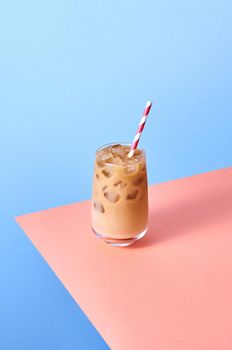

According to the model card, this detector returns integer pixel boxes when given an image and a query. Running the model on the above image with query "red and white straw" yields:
[128,100,152,158]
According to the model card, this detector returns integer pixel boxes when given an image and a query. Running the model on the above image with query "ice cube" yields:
[111,144,125,157]
[98,150,114,164]
[113,156,124,165]
[124,163,138,174]
[103,156,114,164]
[101,168,113,178]
[104,191,120,203]
[126,190,139,200]
[139,161,146,172]
[114,180,127,189]
[127,157,138,163]
[133,149,142,157]
[133,177,144,186]
[96,160,104,168]
[93,201,105,213]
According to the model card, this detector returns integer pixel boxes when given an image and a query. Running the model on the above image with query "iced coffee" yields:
[91,143,148,246]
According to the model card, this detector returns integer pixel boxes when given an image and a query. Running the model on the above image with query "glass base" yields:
[92,227,147,247]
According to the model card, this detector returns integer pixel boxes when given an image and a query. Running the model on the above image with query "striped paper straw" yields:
[128,100,152,158]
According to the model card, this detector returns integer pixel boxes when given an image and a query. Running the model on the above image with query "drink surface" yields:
[91,144,148,239]
[97,144,144,166]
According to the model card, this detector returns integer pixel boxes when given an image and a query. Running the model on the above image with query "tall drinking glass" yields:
[91,143,148,246]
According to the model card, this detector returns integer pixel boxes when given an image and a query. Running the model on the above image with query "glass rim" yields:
[95,142,146,166]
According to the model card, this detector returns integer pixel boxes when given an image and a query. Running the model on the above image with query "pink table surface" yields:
[16,168,232,350]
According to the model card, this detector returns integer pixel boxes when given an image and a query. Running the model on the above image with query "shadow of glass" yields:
[133,180,232,249]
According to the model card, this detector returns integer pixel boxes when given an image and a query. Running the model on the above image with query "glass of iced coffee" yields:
[91,143,148,246]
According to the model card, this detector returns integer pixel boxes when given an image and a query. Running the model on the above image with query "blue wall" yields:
[1,0,231,348]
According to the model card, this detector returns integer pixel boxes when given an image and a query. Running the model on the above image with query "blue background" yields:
[1,0,232,349]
